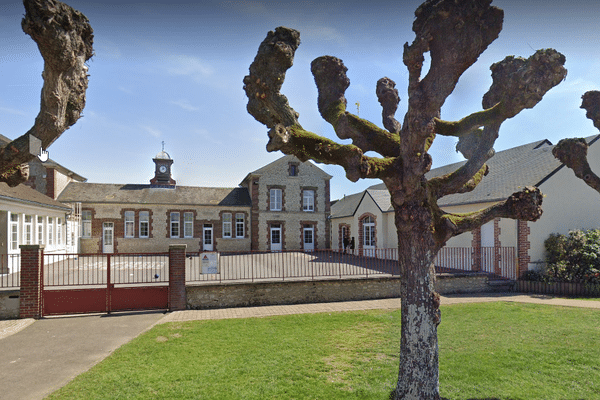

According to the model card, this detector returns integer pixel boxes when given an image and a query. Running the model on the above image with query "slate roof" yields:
[0,183,71,211]
[331,135,600,217]
[57,182,251,207]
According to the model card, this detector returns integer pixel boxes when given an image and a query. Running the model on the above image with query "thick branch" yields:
[581,91,600,130]
[0,0,93,186]
[552,138,600,193]
[376,77,401,134]
[267,124,396,182]
[243,27,301,129]
[406,0,503,115]
[435,187,543,243]
[434,102,503,137]
[310,56,401,157]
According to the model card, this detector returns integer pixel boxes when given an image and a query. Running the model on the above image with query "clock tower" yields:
[150,148,176,188]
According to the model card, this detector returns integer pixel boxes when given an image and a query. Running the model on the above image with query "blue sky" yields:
[2,0,600,200]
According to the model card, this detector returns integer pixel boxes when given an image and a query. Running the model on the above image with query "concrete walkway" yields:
[0,293,598,400]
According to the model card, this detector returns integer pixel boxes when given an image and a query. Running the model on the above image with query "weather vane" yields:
[161,141,165,152]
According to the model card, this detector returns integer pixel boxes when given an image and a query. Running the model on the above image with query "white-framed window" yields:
[270,188,282,211]
[37,216,44,244]
[47,217,54,246]
[303,190,315,212]
[222,213,232,238]
[363,216,375,248]
[184,212,194,238]
[10,213,19,251]
[170,212,180,238]
[81,210,92,238]
[57,218,63,245]
[235,213,245,238]
[124,211,135,238]
[139,211,149,238]
[24,215,33,245]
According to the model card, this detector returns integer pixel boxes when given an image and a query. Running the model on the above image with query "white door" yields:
[270,225,282,252]
[481,221,494,272]
[203,225,213,251]
[303,226,314,251]
[102,222,114,253]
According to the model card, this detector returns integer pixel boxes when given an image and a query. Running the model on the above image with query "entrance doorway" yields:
[270,224,282,251]
[203,224,213,251]
[303,225,314,251]
[102,222,114,253]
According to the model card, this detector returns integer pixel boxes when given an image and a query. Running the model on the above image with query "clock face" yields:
[159,165,167,173]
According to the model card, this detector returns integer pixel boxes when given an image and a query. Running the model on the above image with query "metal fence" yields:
[1,246,519,290]
[43,253,169,287]
[185,250,399,283]
[0,254,20,288]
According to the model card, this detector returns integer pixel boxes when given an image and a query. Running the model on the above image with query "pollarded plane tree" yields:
[553,91,600,192]
[0,0,93,187]
[244,1,566,399]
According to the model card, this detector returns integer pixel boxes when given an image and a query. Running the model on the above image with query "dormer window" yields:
[289,163,299,176]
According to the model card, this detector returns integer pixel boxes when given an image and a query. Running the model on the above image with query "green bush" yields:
[538,230,600,284]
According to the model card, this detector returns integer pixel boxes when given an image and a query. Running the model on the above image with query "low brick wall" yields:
[436,273,490,294]
[186,274,491,309]
[0,289,20,319]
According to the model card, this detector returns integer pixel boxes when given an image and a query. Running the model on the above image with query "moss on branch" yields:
[434,102,503,137]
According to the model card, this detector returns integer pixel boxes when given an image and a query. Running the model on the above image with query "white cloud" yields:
[170,99,200,112]
[140,125,162,138]
[0,106,27,116]
[167,55,214,82]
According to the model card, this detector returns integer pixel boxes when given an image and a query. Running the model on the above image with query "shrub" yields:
[538,230,600,284]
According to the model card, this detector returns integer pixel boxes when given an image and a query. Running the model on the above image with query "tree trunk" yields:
[392,206,441,400]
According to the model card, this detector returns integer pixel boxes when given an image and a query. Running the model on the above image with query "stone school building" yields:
[57,151,332,254]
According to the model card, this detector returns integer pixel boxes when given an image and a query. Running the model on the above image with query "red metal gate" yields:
[42,253,169,316]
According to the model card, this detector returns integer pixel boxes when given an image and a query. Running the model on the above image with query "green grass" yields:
[48,303,600,400]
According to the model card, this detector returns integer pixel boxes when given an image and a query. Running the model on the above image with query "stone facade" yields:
[241,155,332,252]
[59,153,331,254]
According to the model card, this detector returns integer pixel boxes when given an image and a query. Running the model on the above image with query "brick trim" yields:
[338,223,351,250]
[471,227,481,272]
[168,244,187,311]
[267,186,286,212]
[517,220,531,277]
[267,221,285,251]
[19,245,44,319]
[300,187,318,213]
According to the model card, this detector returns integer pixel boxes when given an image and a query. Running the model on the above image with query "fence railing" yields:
[1,246,519,290]
[185,250,399,283]
[0,254,20,288]
[43,253,169,287]
[514,280,600,297]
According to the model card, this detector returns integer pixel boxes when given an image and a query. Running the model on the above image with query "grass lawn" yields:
[48,302,600,400]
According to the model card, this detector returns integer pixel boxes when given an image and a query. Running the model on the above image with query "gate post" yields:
[19,245,44,319]
[169,244,187,311]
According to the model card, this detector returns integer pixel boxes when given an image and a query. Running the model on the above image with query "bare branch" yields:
[435,187,543,243]
[0,0,93,186]
[243,27,301,129]
[553,138,600,193]
[267,124,397,182]
[376,77,401,134]
[434,102,503,137]
[581,91,600,130]
[310,56,402,157]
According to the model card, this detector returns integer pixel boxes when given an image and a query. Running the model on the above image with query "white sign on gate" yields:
[201,252,219,274]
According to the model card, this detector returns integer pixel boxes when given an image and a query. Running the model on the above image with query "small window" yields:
[47,217,54,246]
[222,213,232,238]
[270,188,282,211]
[235,213,245,238]
[289,164,298,176]
[184,212,194,238]
[10,214,18,251]
[24,215,33,245]
[37,216,45,245]
[170,212,180,238]
[57,218,63,245]
[124,211,135,238]
[81,210,92,238]
[303,190,315,212]
[139,211,149,238]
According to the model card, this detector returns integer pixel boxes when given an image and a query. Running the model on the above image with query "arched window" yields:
[362,216,375,248]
